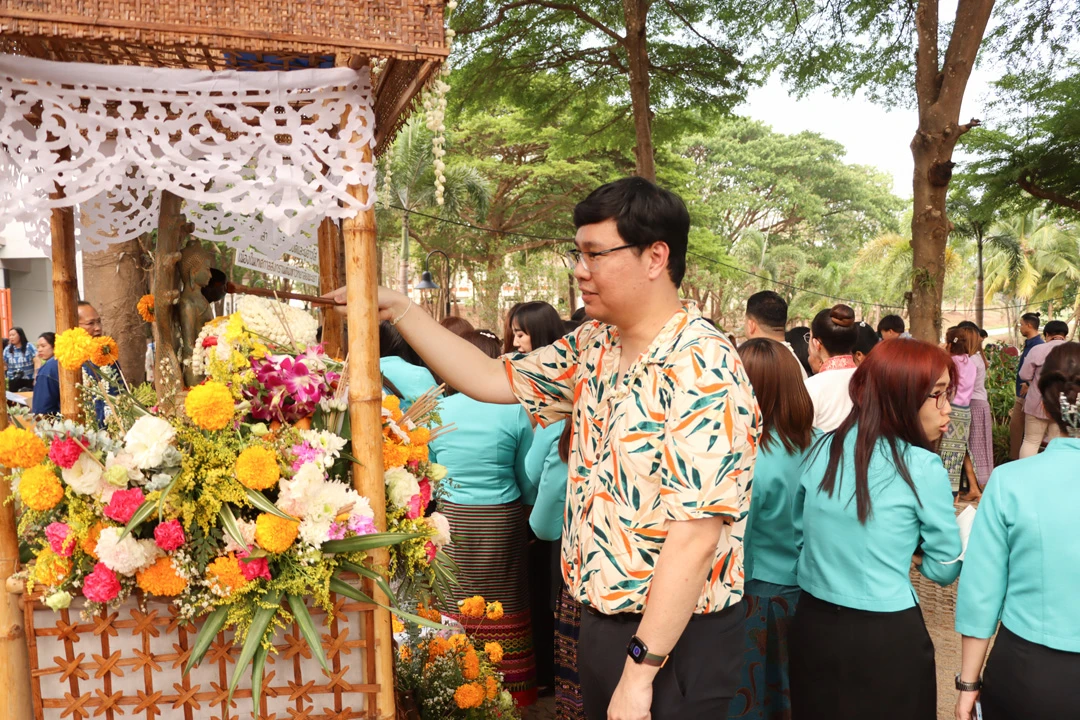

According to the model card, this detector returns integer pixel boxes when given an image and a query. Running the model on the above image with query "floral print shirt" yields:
[505,304,760,615]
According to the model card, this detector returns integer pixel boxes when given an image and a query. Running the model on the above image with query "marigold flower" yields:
[408,427,431,446]
[417,605,442,623]
[0,426,48,469]
[91,336,120,366]
[184,381,236,431]
[136,556,188,596]
[82,522,108,559]
[484,641,504,664]
[448,633,470,652]
[18,465,64,511]
[235,446,280,490]
[486,601,504,621]
[392,616,405,634]
[254,513,299,553]
[398,644,412,662]
[454,682,485,709]
[31,547,71,587]
[206,554,249,595]
[407,444,429,464]
[137,294,155,323]
[426,636,451,662]
[462,648,480,680]
[485,674,499,700]
[382,441,410,469]
[458,595,486,618]
[55,327,96,371]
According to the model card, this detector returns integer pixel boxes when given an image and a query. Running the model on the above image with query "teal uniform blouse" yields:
[955,438,1080,652]
[523,419,568,541]
[429,393,535,506]
[744,439,812,588]
[794,431,962,611]
[380,356,437,410]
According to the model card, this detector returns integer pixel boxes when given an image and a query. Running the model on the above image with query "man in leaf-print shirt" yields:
[330,177,760,720]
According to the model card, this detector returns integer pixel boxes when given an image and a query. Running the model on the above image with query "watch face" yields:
[627,637,646,662]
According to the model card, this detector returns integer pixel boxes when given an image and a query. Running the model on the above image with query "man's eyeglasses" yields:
[564,244,637,272]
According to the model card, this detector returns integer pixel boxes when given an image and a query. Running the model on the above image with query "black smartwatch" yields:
[627,635,668,668]
[955,674,982,692]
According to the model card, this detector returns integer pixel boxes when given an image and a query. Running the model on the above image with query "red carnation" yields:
[102,487,146,524]
[82,563,121,603]
[48,437,84,470]
[153,519,186,552]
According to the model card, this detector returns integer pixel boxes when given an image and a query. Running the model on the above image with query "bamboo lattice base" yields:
[24,591,380,720]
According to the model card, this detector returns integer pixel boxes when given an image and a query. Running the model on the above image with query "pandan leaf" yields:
[228,589,283,701]
[118,500,156,541]
[321,531,423,554]
[329,576,447,631]
[287,595,329,674]
[334,560,399,609]
[250,641,270,716]
[245,488,297,521]
[218,505,247,551]
[183,606,229,676]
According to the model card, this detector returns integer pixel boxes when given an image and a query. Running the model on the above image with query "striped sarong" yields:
[967,399,994,488]
[554,586,585,719]
[940,404,972,493]
[440,500,537,706]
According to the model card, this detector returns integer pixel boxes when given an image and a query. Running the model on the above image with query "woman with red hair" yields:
[790,339,963,720]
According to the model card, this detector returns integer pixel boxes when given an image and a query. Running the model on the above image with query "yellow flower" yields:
[458,595,486,618]
[407,444,429,464]
[184,382,235,431]
[448,633,470,652]
[235,446,280,490]
[137,294,155,323]
[18,465,64,511]
[55,327,97,371]
[426,636,451,662]
[136,556,188,596]
[82,522,108,559]
[392,616,405,634]
[454,682,485,709]
[485,674,499,700]
[484,642,503,664]
[91,336,120,366]
[462,648,480,680]
[382,441,409,469]
[408,427,431,446]
[486,601,504,621]
[255,513,299,553]
[31,547,71,588]
[398,644,412,662]
[0,426,48,469]
[224,314,246,342]
[206,554,249,595]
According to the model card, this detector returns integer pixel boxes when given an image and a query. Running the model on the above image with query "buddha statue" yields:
[178,241,215,387]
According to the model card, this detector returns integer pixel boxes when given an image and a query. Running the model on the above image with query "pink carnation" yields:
[238,554,272,582]
[406,478,433,520]
[347,514,376,536]
[418,478,432,508]
[102,488,146,524]
[45,522,75,557]
[82,563,121,603]
[48,438,84,470]
[153,520,186,551]
[424,541,437,563]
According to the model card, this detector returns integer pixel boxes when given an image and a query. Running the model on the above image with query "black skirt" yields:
[789,594,936,720]
[982,625,1080,719]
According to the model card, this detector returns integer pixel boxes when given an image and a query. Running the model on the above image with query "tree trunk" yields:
[622,0,656,181]
[908,0,995,342]
[83,239,149,385]
[975,233,985,329]
[567,271,577,315]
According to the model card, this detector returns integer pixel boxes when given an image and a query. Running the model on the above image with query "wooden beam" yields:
[318,217,345,359]
[49,206,80,419]
[373,59,438,152]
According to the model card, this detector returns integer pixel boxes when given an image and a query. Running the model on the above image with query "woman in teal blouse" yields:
[727,339,814,720]
[379,321,437,410]
[790,339,963,720]
[954,342,1080,720]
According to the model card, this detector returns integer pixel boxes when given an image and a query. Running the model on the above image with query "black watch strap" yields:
[955,674,982,692]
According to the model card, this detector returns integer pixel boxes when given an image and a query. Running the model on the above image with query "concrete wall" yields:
[0,218,85,340]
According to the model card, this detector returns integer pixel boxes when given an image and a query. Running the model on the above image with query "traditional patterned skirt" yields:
[940,404,972,493]
[967,399,994,488]
[727,581,800,720]
[440,500,537,706]
[554,586,585,720]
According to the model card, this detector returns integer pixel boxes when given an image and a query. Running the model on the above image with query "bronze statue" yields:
[178,240,214,387]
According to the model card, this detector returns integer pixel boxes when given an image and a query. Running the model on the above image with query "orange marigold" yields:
[484,642,504,664]
[462,648,480,680]
[416,605,442,623]
[382,441,409,469]
[458,595,486,618]
[91,336,120,366]
[486,601,504,621]
[235,446,280,490]
[407,444,429,464]
[398,645,412,662]
[18,465,64,511]
[255,513,299,553]
[136,556,188,596]
[448,633,470,652]
[137,294,155,323]
[82,522,108,559]
[206,554,249,595]
[392,616,405,633]
[454,682,485,710]
[426,636,451,662]
[184,381,235,431]
[485,674,499,700]
[0,426,48,469]
[408,427,431,446]
[31,547,71,587]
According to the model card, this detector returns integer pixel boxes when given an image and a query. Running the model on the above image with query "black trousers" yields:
[789,594,936,720]
[981,625,1080,719]
[578,602,744,720]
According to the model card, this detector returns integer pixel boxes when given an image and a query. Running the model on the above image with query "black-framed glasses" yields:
[564,243,637,272]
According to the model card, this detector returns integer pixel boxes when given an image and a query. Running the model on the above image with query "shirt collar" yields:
[1024,336,1044,350]
[819,354,857,373]
[639,301,704,366]
[1046,437,1080,451]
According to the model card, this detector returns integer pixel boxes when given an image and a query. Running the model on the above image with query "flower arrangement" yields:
[395,595,520,720]
[54,328,120,372]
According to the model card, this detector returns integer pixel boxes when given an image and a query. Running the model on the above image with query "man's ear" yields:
[646,242,671,282]
[746,317,758,337]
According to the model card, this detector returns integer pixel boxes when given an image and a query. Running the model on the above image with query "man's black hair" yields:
[745,291,788,332]
[1044,320,1070,337]
[1021,312,1041,331]
[573,177,690,287]
[877,314,906,334]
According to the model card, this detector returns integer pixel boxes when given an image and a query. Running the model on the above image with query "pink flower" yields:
[424,541,437,563]
[45,522,75,557]
[102,487,146,524]
[406,494,423,520]
[82,563,121,603]
[48,437,84,470]
[327,522,347,541]
[418,478,432,508]
[238,553,272,581]
[290,442,320,471]
[347,515,375,536]
[153,520,186,551]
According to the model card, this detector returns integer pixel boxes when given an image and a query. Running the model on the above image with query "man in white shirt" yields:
[744,291,808,379]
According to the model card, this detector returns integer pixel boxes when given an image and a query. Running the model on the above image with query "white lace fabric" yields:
[0,54,374,258]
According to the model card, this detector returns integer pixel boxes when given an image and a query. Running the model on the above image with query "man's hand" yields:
[322,286,410,322]
[607,661,655,720]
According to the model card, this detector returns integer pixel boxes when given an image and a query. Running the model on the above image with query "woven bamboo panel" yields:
[24,589,381,720]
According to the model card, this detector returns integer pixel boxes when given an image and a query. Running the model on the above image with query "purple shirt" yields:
[970,353,988,403]
[1020,338,1067,419]
[952,354,976,407]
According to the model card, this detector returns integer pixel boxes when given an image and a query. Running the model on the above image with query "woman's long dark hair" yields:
[9,326,28,349]
[816,339,955,524]
[509,302,565,351]
[737,338,814,454]
[38,332,56,349]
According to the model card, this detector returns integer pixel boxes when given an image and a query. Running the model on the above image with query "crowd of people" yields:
[325,176,1078,720]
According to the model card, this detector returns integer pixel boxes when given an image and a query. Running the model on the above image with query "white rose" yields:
[61,453,106,497]
[384,467,420,508]
[427,512,451,548]
[95,527,161,576]
[123,416,176,469]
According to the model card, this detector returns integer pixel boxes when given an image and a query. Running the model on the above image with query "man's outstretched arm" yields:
[326,285,517,404]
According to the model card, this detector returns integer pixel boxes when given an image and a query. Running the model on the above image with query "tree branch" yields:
[1018,170,1080,213]
[458,0,624,45]
[937,0,995,112]
[660,0,738,62]
[914,0,941,115]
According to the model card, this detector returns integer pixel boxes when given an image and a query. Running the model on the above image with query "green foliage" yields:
[985,345,1020,426]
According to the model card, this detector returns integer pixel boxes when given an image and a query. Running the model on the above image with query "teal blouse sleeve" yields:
[792,476,806,554]
[513,407,537,505]
[524,421,559,494]
[527,421,567,541]
[954,475,1009,638]
[914,452,964,586]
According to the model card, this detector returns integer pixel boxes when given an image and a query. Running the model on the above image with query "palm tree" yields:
[380,118,490,294]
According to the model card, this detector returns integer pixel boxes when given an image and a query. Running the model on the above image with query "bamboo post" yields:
[343,132,395,716]
[152,191,187,409]
[50,206,80,419]
[0,352,33,720]
[318,217,345,358]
